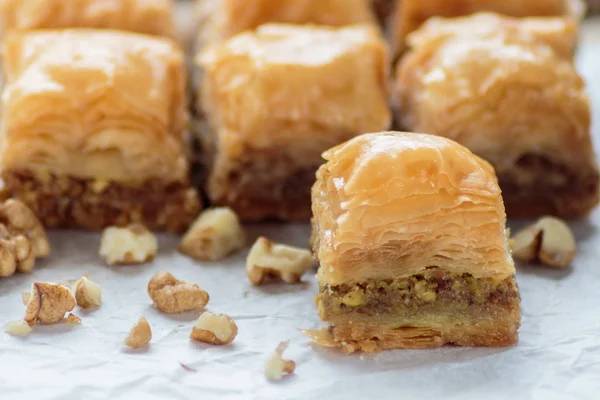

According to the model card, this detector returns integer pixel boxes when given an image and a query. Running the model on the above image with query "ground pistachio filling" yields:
[317,268,519,319]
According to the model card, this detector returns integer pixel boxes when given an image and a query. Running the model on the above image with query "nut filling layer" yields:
[317,270,520,320]
[2,171,201,232]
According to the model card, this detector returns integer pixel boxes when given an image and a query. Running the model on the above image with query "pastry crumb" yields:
[264,341,296,381]
[99,224,157,265]
[246,237,313,286]
[125,317,152,348]
[190,312,238,345]
[147,271,209,313]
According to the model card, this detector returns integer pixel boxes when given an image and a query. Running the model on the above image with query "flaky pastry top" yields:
[0,0,176,38]
[1,29,189,183]
[390,0,584,58]
[312,132,515,286]
[394,22,593,176]
[195,0,375,46]
[198,24,390,158]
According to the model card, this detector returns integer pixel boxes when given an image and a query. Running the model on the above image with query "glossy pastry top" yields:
[0,0,176,37]
[394,19,593,176]
[312,132,514,286]
[1,29,189,183]
[391,0,584,57]
[196,0,375,46]
[199,24,390,156]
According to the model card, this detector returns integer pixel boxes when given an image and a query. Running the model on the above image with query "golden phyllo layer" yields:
[195,0,376,47]
[312,132,515,286]
[394,13,598,218]
[1,29,189,184]
[197,24,391,222]
[0,0,176,38]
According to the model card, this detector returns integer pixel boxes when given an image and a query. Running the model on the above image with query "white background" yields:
[0,6,599,400]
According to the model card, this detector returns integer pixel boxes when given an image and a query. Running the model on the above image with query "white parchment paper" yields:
[0,9,599,400]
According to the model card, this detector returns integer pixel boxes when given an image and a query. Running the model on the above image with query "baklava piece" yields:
[0,30,200,231]
[390,0,584,59]
[0,0,176,38]
[197,24,390,221]
[305,132,521,353]
[195,0,376,49]
[394,14,599,218]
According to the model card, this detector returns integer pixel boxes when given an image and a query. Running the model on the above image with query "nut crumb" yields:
[246,237,314,286]
[66,313,82,325]
[147,271,209,313]
[99,224,157,265]
[24,282,76,325]
[265,341,296,381]
[21,291,31,305]
[179,362,197,372]
[190,312,238,345]
[179,207,245,261]
[512,216,576,268]
[5,320,32,336]
[74,277,102,308]
[125,317,152,348]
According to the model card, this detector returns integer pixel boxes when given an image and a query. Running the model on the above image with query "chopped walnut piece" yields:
[190,312,238,345]
[24,282,76,325]
[0,199,50,277]
[246,237,314,286]
[147,271,209,313]
[179,207,246,261]
[21,291,30,305]
[125,317,152,348]
[99,224,157,265]
[512,216,576,268]
[74,277,102,308]
[66,313,82,325]
[264,341,296,381]
[4,320,32,336]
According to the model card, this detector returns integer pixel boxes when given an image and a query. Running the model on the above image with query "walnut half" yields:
[246,237,314,286]
[179,207,246,261]
[0,199,50,277]
[512,216,576,268]
[147,271,209,313]
[24,282,76,325]
[99,224,157,265]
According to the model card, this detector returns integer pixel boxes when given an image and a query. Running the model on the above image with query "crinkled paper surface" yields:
[0,7,599,400]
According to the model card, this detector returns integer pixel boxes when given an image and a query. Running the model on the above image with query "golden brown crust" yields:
[1,29,190,184]
[0,0,176,38]
[390,0,584,59]
[198,24,390,222]
[2,171,200,233]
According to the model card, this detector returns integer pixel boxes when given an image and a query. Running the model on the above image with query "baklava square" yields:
[393,13,599,218]
[197,24,391,222]
[0,0,176,38]
[305,132,521,353]
[0,29,200,231]
[195,0,376,48]
[390,0,584,59]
